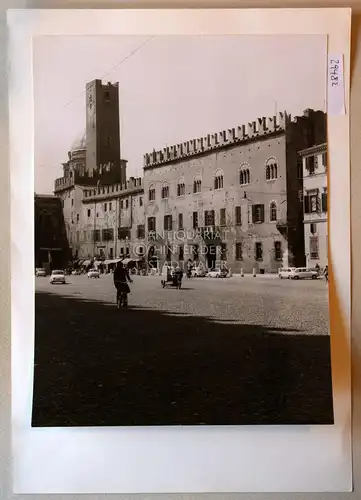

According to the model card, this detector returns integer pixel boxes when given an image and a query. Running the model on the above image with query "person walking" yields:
[323,264,329,283]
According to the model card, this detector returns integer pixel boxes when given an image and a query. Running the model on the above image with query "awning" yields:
[121,258,135,266]
[104,259,121,265]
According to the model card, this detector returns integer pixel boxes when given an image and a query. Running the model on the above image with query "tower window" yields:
[104,91,110,102]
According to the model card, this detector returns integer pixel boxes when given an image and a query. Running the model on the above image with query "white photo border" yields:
[8,8,352,494]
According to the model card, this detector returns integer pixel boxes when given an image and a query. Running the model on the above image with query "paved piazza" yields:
[33,274,333,427]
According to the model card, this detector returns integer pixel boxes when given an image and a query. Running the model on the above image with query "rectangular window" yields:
[193,211,198,229]
[179,245,184,261]
[235,206,242,225]
[297,158,303,179]
[71,198,74,206]
[178,213,183,230]
[220,243,227,260]
[102,228,114,241]
[92,229,101,242]
[309,193,319,213]
[255,242,263,261]
[118,228,131,240]
[120,200,124,209]
[104,203,107,212]
[192,244,199,260]
[120,248,124,256]
[76,214,79,222]
[306,156,315,175]
[109,202,112,211]
[137,224,145,239]
[205,209,215,226]
[322,152,327,168]
[274,241,282,261]
[166,246,172,262]
[149,189,156,201]
[220,208,226,226]
[109,248,114,259]
[321,190,328,212]
[252,204,265,223]
[236,242,243,260]
[126,247,130,258]
[310,236,319,259]
[164,215,172,231]
[83,230,87,242]
[140,197,143,207]
[87,209,91,217]
[148,217,156,232]
[126,199,129,209]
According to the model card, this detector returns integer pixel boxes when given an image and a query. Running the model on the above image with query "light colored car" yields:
[278,267,296,279]
[289,267,319,280]
[87,268,100,279]
[191,266,207,277]
[49,270,66,284]
[208,268,228,278]
[35,268,47,277]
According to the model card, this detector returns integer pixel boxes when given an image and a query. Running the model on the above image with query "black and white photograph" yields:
[33,34,333,427]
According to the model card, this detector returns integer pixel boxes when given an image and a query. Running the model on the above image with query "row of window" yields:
[158,241,283,262]
[149,163,279,201]
[147,202,278,232]
[70,197,144,219]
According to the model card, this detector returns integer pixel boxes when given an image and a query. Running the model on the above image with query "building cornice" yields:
[298,143,327,156]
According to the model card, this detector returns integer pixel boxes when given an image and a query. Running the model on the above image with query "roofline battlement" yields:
[83,176,143,202]
[143,111,292,168]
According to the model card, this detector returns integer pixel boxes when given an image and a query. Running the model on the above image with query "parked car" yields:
[278,267,296,279]
[35,268,47,277]
[289,267,319,280]
[208,268,228,278]
[49,270,66,284]
[87,268,100,279]
[191,266,207,277]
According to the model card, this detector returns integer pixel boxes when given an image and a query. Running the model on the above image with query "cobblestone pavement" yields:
[33,274,333,427]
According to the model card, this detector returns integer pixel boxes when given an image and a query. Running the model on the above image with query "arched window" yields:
[161,183,169,199]
[266,158,278,180]
[266,165,270,180]
[193,176,202,194]
[270,201,277,222]
[240,163,250,186]
[177,179,185,196]
[148,184,156,201]
[214,170,224,190]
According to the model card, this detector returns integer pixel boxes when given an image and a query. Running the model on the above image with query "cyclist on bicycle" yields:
[114,261,133,308]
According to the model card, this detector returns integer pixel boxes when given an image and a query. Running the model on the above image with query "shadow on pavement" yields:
[32,291,334,427]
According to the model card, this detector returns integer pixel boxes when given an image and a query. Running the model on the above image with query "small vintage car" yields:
[49,270,66,284]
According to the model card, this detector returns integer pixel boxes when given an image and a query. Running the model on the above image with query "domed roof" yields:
[70,131,86,151]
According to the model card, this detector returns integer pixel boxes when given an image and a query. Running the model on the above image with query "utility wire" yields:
[62,36,155,109]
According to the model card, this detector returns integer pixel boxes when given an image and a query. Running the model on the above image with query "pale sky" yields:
[34,35,326,194]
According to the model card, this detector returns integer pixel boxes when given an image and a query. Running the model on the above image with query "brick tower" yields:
[85,79,126,183]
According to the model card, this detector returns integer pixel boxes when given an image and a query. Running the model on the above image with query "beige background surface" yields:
[0,1,360,499]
